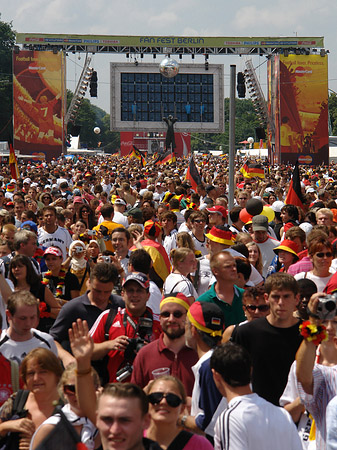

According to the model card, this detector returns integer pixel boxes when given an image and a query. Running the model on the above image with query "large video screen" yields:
[110,63,224,133]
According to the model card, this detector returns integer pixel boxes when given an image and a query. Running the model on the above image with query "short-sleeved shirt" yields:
[90,307,161,382]
[131,333,198,396]
[38,226,73,262]
[197,283,245,327]
[0,328,57,365]
[49,292,124,351]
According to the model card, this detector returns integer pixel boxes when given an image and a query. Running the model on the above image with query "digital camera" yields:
[317,294,337,320]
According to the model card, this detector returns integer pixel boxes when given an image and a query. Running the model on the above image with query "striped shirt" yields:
[214,393,302,450]
[299,364,337,450]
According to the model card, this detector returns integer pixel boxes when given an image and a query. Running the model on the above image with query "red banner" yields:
[13,50,64,161]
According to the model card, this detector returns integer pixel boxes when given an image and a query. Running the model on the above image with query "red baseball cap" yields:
[206,205,227,219]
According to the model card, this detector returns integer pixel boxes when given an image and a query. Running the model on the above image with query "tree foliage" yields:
[191,98,263,153]
[66,90,119,152]
[0,17,15,143]
[329,93,337,136]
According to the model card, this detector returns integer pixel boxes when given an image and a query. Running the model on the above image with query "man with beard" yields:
[131,293,197,396]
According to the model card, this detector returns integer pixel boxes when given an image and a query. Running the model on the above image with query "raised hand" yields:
[69,319,93,368]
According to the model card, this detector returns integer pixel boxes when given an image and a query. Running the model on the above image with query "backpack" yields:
[0,389,30,450]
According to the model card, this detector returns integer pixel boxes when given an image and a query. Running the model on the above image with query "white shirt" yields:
[255,237,280,278]
[214,393,302,450]
[0,328,58,365]
[163,273,198,299]
[38,226,73,262]
[294,271,334,293]
[146,281,162,322]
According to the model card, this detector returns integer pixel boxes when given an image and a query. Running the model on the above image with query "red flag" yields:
[285,161,304,208]
[185,155,202,190]
[9,145,20,180]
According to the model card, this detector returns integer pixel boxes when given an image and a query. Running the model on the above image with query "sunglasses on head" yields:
[315,252,332,258]
[160,310,185,319]
[148,392,182,408]
[63,384,76,394]
[244,304,269,312]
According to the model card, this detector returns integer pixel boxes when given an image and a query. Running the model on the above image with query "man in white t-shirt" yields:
[252,215,280,278]
[211,342,302,450]
[38,206,72,262]
[0,291,57,365]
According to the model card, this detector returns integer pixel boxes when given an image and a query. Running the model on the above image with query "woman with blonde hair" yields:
[176,232,201,257]
[163,247,197,302]
[30,363,100,450]
[246,241,263,276]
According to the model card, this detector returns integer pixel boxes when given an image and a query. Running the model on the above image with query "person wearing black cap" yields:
[252,215,280,278]
[90,272,161,382]
[177,301,226,442]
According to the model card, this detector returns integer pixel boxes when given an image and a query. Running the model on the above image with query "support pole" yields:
[228,64,236,220]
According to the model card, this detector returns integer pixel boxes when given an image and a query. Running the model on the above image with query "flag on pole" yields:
[185,155,202,190]
[154,151,176,165]
[129,145,146,167]
[9,145,20,180]
[285,161,304,208]
[240,160,265,179]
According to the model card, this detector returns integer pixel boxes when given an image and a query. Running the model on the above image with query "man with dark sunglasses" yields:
[131,293,198,396]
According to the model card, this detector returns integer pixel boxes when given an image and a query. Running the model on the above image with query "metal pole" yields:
[228,65,236,220]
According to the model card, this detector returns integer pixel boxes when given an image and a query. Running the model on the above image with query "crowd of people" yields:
[0,152,336,449]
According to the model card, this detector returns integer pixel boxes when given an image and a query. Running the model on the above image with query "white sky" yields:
[2,0,337,116]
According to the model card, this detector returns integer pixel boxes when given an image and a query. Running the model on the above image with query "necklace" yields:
[42,268,67,298]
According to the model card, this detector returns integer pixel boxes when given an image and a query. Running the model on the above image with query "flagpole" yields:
[228,65,236,221]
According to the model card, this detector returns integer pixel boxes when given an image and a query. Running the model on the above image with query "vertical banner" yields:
[13,50,64,161]
[279,54,328,165]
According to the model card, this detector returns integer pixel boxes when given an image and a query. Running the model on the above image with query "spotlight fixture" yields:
[179,54,182,60]
[53,47,58,55]
[283,49,289,57]
[135,60,138,66]
[153,54,156,59]
[320,49,326,57]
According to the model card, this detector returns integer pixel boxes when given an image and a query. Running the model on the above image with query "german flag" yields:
[9,144,19,180]
[285,161,304,208]
[240,160,265,179]
[154,151,176,165]
[129,145,146,167]
[185,155,202,190]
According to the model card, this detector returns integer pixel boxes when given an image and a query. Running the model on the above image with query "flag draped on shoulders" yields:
[285,161,304,208]
[9,145,20,180]
[240,160,265,179]
[185,155,202,190]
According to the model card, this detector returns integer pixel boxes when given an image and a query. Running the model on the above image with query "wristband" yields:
[299,320,328,346]
[75,367,92,376]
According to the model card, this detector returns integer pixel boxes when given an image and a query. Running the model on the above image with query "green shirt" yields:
[197,283,246,328]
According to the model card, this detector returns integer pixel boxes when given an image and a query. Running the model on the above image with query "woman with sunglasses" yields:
[146,375,213,449]
[222,286,269,343]
[30,363,101,450]
[77,204,96,230]
[294,236,334,292]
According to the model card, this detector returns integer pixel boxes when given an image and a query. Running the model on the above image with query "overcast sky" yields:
[2,0,337,116]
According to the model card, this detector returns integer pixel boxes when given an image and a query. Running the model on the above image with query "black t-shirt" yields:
[231,317,303,405]
[43,271,80,300]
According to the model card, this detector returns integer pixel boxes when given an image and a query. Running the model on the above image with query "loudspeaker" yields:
[255,127,266,140]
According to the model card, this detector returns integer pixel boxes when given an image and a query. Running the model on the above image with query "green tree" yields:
[191,98,263,153]
[66,90,119,151]
[0,17,15,143]
[329,93,337,136]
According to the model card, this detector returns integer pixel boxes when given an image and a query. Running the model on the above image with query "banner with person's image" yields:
[279,54,328,165]
[13,50,64,161]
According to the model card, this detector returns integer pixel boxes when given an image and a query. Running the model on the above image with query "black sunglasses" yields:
[244,304,269,312]
[160,310,185,319]
[148,392,182,408]
[315,252,332,258]
[63,384,76,393]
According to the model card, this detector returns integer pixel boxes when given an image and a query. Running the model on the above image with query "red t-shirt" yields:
[90,307,161,382]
